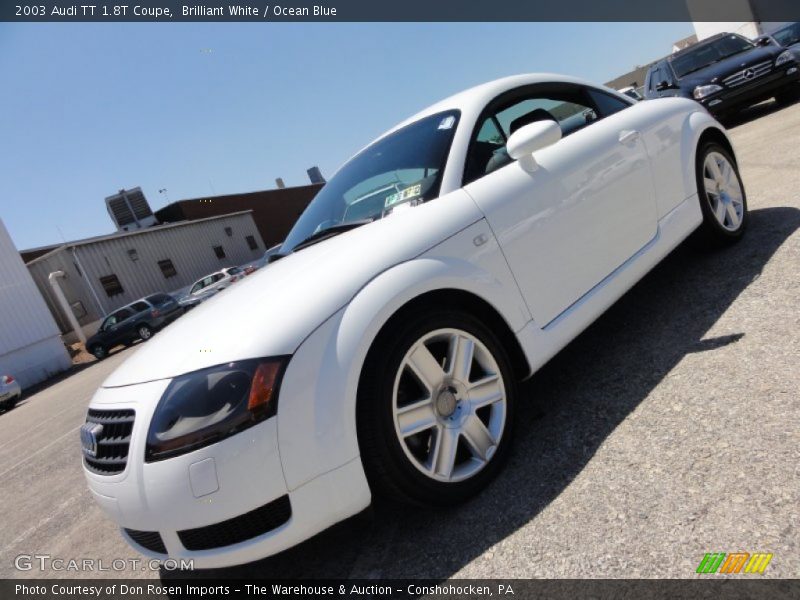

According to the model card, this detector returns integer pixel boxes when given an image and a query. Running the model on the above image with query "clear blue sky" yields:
[0,22,691,250]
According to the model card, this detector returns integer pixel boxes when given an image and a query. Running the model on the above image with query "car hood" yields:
[675,45,781,86]
[101,189,482,388]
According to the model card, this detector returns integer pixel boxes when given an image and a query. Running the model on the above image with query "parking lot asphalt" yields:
[1,99,798,580]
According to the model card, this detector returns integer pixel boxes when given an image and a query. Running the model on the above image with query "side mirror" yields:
[506,120,562,171]
[656,80,672,91]
[756,36,771,46]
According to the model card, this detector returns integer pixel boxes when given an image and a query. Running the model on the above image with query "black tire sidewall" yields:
[358,309,517,506]
[696,142,747,243]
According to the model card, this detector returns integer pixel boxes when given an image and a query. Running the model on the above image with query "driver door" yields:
[463,83,658,327]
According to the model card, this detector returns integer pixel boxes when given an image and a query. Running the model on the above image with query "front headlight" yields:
[775,50,795,66]
[693,84,723,99]
[145,357,289,462]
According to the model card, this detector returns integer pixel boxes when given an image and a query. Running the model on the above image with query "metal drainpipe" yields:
[70,247,105,316]
[48,270,87,345]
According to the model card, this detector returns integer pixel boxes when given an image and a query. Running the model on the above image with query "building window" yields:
[127,248,139,262]
[213,245,226,259]
[70,301,87,320]
[158,259,177,279]
[99,274,124,297]
[224,227,233,237]
[246,235,258,250]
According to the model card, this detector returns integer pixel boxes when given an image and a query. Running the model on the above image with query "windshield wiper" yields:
[269,219,374,262]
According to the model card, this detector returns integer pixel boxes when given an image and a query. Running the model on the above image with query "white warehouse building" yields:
[27,211,265,343]
[0,219,71,389]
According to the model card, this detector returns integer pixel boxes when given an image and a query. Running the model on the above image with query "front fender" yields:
[681,109,736,201]
[276,220,530,490]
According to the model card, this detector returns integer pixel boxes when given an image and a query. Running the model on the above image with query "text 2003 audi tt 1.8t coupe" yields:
[82,73,746,567]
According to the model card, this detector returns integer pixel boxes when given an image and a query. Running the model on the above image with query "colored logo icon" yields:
[696,552,773,574]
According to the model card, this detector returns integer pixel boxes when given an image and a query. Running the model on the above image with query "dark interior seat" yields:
[484,108,559,175]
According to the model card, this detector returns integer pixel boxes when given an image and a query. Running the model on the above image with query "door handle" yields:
[618,129,640,144]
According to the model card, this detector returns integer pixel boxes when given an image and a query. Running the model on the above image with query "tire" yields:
[694,142,747,246]
[775,88,800,106]
[3,395,19,411]
[137,324,153,341]
[357,309,517,506]
[91,345,107,360]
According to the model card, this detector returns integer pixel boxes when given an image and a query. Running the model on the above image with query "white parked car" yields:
[1,375,21,411]
[618,85,644,101]
[178,266,244,310]
[82,73,746,568]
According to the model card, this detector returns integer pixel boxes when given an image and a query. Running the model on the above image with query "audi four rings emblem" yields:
[80,423,103,458]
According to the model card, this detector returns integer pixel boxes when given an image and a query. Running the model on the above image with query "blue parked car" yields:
[86,293,182,360]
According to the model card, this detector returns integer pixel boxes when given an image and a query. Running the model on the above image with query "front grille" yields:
[82,408,135,474]
[177,495,292,551]
[124,529,167,554]
[722,60,773,88]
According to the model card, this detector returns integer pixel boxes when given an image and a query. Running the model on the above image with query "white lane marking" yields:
[0,425,81,481]
[0,493,83,556]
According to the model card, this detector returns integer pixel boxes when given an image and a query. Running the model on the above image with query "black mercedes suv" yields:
[644,32,800,119]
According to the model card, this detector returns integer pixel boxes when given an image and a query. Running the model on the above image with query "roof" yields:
[357,73,628,160]
[26,210,255,266]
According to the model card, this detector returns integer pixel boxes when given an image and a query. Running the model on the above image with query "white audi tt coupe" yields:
[82,74,746,567]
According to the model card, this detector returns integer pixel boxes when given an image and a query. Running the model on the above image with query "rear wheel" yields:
[137,324,153,341]
[694,142,747,246]
[357,310,517,506]
[3,395,19,411]
[91,345,107,360]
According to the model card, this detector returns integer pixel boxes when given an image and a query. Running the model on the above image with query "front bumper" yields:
[699,65,800,115]
[83,378,369,568]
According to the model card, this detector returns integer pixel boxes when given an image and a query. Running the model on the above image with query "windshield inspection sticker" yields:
[385,184,422,208]
[438,115,456,130]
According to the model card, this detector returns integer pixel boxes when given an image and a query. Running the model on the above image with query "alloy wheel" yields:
[391,328,507,483]
[703,151,744,232]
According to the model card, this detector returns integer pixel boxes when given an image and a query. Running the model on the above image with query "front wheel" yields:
[775,88,800,106]
[91,345,107,360]
[695,142,747,246]
[357,310,517,506]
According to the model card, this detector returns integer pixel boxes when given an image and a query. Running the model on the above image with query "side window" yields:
[463,118,506,186]
[130,301,149,312]
[586,90,632,117]
[113,308,134,321]
[464,84,603,186]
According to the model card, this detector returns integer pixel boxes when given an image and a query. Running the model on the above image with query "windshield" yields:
[670,34,755,78]
[773,23,800,47]
[280,110,460,253]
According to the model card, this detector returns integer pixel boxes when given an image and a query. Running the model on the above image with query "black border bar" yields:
[3,0,800,22]
[3,579,800,600]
